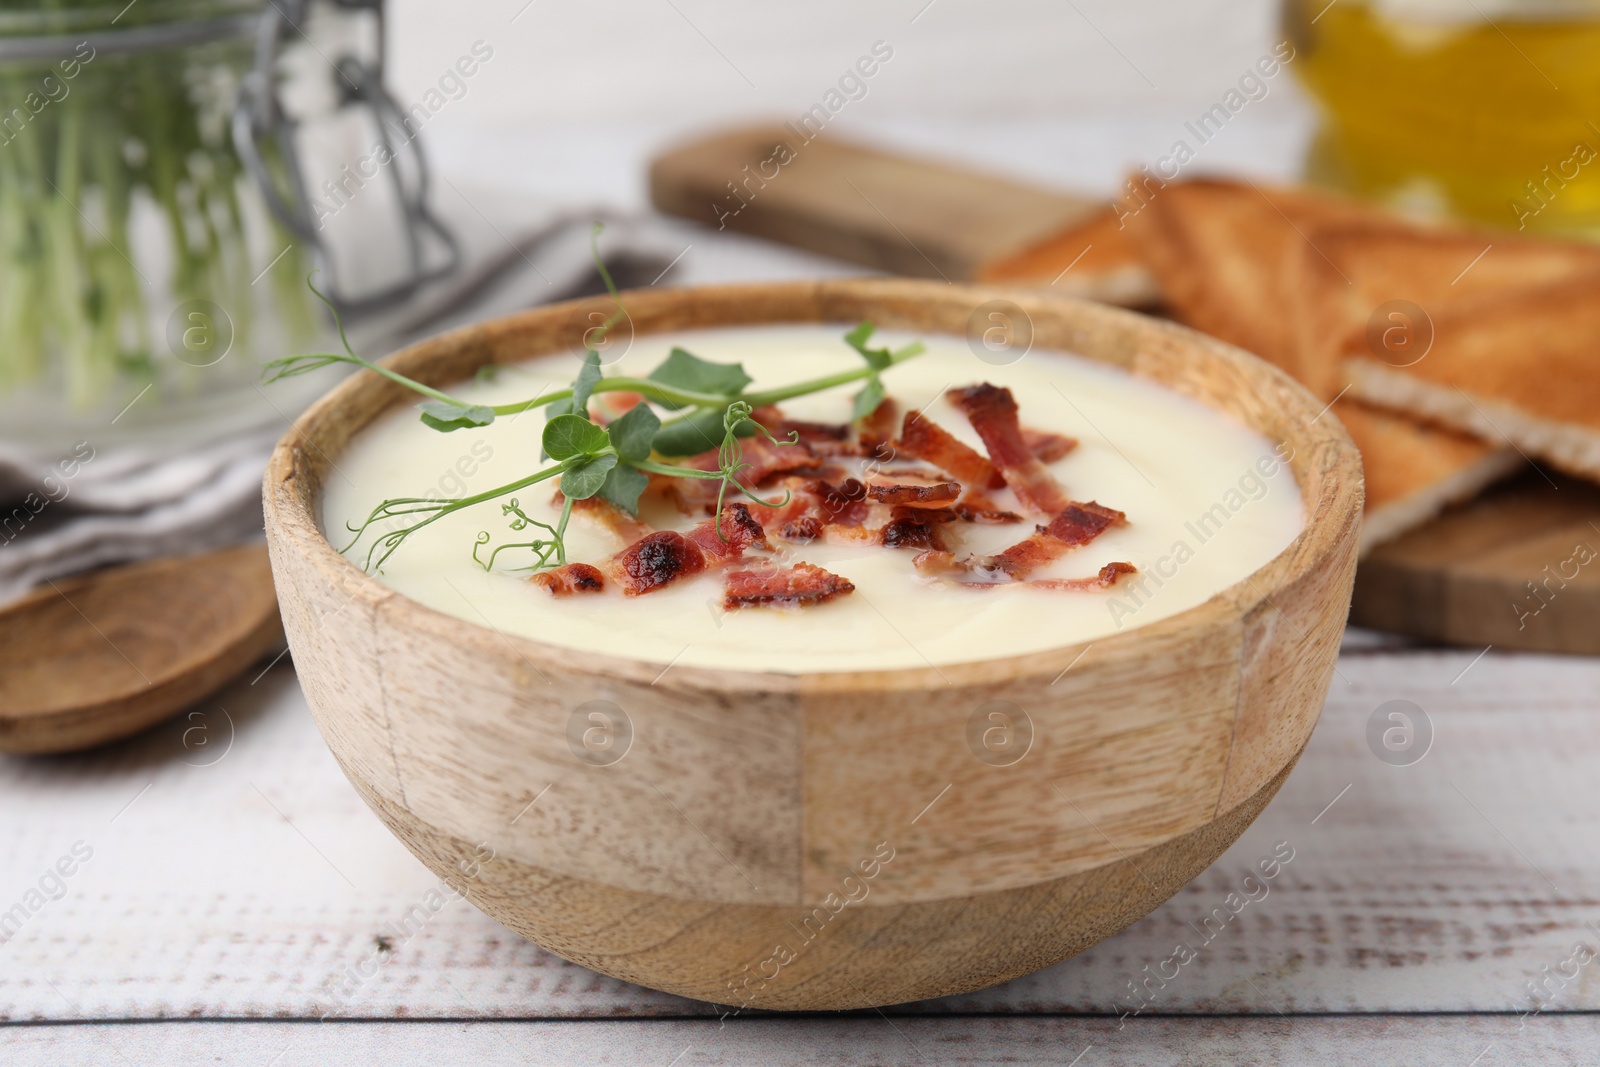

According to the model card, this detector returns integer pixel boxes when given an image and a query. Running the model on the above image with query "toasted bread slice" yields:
[1336,399,1520,555]
[1292,223,1600,399]
[975,206,1160,306]
[1123,177,1524,544]
[1124,177,1379,388]
[1344,272,1600,481]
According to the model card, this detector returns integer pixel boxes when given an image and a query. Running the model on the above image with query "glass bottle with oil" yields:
[1283,0,1600,237]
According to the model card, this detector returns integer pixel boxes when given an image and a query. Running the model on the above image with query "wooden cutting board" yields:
[1352,471,1600,654]
[649,124,1160,305]
[650,127,1600,656]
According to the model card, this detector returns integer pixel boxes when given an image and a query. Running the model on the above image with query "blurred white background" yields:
[381,0,1312,207]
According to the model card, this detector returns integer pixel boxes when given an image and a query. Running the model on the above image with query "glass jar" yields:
[1283,0,1600,238]
[0,0,456,456]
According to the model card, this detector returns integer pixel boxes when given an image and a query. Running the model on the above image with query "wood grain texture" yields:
[261,279,1362,1009]
[1352,471,1600,654]
[647,125,1155,303]
[11,1015,1598,1067]
[349,746,1298,1011]
[0,544,284,755]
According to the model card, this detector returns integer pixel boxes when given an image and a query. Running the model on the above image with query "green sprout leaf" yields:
[540,350,607,453]
[646,348,752,409]
[419,400,496,432]
[850,376,886,422]
[844,322,893,371]
[652,407,755,457]
[570,350,603,418]
[842,321,921,423]
[560,454,618,500]
[598,463,650,515]
[607,403,660,463]
[543,414,611,460]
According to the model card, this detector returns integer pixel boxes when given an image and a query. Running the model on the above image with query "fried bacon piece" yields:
[688,433,819,484]
[563,494,653,543]
[952,503,1023,525]
[653,472,722,517]
[724,562,855,609]
[914,501,1125,582]
[535,504,768,597]
[1031,561,1137,591]
[752,405,860,457]
[530,563,605,596]
[948,384,1072,516]
[613,532,709,593]
[871,463,948,481]
[757,477,871,542]
[948,560,1138,592]
[858,397,901,457]
[867,481,961,508]
[896,410,1003,490]
[1023,428,1077,464]
[681,503,769,563]
[880,506,951,551]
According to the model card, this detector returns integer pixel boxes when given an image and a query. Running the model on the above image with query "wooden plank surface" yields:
[5,1015,1598,1066]
[3,640,1600,1022]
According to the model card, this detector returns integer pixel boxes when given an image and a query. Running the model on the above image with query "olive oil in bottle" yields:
[1284,0,1600,237]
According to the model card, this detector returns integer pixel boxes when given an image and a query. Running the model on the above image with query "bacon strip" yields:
[724,562,855,609]
[880,506,951,551]
[914,501,1125,582]
[867,481,960,508]
[858,397,900,457]
[687,433,818,485]
[683,503,769,563]
[612,532,709,594]
[752,405,859,457]
[1031,561,1137,591]
[530,563,605,596]
[949,384,1071,515]
[1022,428,1077,464]
[871,463,948,481]
[896,410,1003,490]
[563,494,653,543]
[536,504,768,597]
[946,560,1138,592]
[952,503,1023,525]
[755,477,871,542]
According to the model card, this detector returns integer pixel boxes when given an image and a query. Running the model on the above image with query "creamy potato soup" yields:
[322,324,1304,672]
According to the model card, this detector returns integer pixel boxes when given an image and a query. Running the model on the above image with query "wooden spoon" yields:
[0,543,284,755]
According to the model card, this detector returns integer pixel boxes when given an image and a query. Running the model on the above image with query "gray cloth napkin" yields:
[0,434,275,605]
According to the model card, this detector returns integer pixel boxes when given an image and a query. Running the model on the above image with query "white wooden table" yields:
[6,633,1600,1063]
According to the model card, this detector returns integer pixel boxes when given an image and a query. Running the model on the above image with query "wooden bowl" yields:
[263,280,1362,1011]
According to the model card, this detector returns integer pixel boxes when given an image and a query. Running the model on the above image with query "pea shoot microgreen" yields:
[264,224,927,574]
